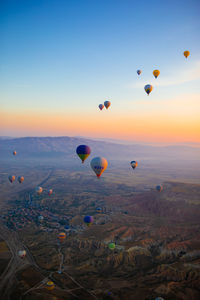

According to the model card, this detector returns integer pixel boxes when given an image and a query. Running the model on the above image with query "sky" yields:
[1,0,200,143]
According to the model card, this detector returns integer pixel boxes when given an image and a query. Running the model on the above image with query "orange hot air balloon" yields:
[183,50,190,58]
[18,176,24,183]
[104,101,111,109]
[35,186,43,195]
[153,69,160,79]
[13,151,17,156]
[58,232,66,242]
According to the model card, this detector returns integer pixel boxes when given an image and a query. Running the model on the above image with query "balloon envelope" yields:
[108,243,115,250]
[156,185,163,192]
[76,145,91,163]
[18,176,24,183]
[18,250,26,258]
[144,84,153,95]
[35,186,43,195]
[90,157,108,178]
[137,69,142,75]
[48,189,53,196]
[84,215,94,226]
[96,207,102,213]
[38,215,44,222]
[104,101,111,109]
[99,104,104,110]
[183,50,190,58]
[130,161,138,169]
[8,175,15,183]
[46,281,55,290]
[153,69,160,78]
[13,151,17,156]
[58,232,66,241]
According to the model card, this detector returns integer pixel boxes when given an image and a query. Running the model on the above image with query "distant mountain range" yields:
[0,136,200,162]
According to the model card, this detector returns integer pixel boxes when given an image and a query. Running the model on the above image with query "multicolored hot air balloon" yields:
[156,185,163,192]
[13,151,17,156]
[48,189,53,196]
[58,232,66,242]
[108,243,115,250]
[90,157,108,178]
[76,145,91,163]
[18,250,26,258]
[104,101,111,109]
[153,69,160,79]
[99,104,104,111]
[183,50,190,59]
[46,281,55,290]
[18,176,24,183]
[130,161,138,170]
[137,69,142,76]
[144,84,153,95]
[35,186,43,195]
[8,175,15,183]
[84,215,94,226]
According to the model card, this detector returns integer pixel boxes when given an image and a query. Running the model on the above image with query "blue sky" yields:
[1,0,200,141]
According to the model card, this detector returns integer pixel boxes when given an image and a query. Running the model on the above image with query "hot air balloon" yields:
[8,175,15,183]
[90,157,108,178]
[156,185,163,192]
[13,151,17,156]
[64,225,70,231]
[18,176,24,183]
[46,281,55,290]
[84,215,94,226]
[130,161,138,170]
[58,232,66,242]
[38,215,44,222]
[153,69,160,79]
[104,101,111,109]
[108,243,115,250]
[144,84,153,95]
[18,250,26,259]
[35,186,43,195]
[183,50,190,59]
[137,70,142,76]
[48,189,53,196]
[96,207,102,213]
[99,104,104,111]
[76,145,91,163]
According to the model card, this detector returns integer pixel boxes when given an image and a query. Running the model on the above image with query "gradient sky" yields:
[1,0,200,143]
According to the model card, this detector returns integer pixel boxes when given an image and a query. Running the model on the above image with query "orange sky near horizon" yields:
[1,97,200,143]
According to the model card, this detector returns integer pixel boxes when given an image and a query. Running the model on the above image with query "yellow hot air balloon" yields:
[153,70,160,79]
[46,281,55,290]
[183,50,190,59]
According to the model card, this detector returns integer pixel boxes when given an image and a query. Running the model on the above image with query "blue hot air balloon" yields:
[76,145,91,163]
